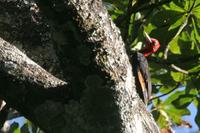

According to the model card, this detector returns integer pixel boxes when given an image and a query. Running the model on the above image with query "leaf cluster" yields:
[104,0,200,131]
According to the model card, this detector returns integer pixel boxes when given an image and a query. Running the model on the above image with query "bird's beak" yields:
[144,31,152,44]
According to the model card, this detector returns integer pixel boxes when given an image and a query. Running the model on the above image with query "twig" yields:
[164,18,188,60]
[148,57,189,74]
[149,83,180,101]
[170,64,188,74]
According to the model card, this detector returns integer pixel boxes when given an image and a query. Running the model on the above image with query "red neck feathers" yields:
[140,38,160,57]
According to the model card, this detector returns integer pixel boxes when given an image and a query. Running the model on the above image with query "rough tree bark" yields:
[0,0,160,133]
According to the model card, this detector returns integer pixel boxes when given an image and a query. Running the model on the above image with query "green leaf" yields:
[193,97,199,107]
[154,103,190,128]
[164,91,185,105]
[159,85,176,95]
[191,17,200,52]
[195,101,200,128]
[169,37,181,54]
[172,95,194,109]
[152,109,160,121]
[170,71,184,82]
[152,98,162,107]
[194,0,200,8]
[168,15,186,30]
[20,123,29,133]
[185,79,200,94]
[163,2,185,12]
[178,39,196,56]
[144,23,157,33]
[183,0,190,11]
[128,14,135,38]
[188,65,200,73]
[165,105,190,124]
[9,122,19,133]
[193,2,200,19]
[13,129,21,133]
[151,66,176,89]
[151,10,183,28]
[179,31,190,41]
[186,76,200,93]
[156,109,170,128]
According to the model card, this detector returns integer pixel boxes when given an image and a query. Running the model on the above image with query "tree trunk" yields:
[0,0,160,133]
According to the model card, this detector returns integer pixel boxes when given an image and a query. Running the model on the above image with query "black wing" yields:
[131,52,152,105]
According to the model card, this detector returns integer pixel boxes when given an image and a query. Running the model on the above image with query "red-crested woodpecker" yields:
[131,32,160,105]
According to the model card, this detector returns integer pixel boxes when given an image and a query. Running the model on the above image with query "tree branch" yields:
[0,37,71,132]
[0,0,160,132]
[63,0,160,132]
[149,83,180,101]
[0,37,67,88]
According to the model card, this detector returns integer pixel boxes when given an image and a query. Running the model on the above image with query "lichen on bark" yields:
[0,0,160,132]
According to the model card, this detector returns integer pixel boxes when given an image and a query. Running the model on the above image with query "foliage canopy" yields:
[104,0,200,131]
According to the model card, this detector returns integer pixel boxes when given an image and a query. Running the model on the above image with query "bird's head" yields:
[140,32,160,57]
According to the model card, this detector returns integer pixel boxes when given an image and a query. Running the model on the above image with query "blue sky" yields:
[151,86,199,133]
[174,103,199,133]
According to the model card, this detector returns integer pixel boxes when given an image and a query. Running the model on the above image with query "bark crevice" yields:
[0,0,160,132]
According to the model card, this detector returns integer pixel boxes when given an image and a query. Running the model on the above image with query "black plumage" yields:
[131,52,152,105]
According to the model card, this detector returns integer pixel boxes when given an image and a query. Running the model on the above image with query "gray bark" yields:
[0,0,160,133]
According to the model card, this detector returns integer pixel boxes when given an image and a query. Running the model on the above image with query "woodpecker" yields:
[131,32,160,105]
